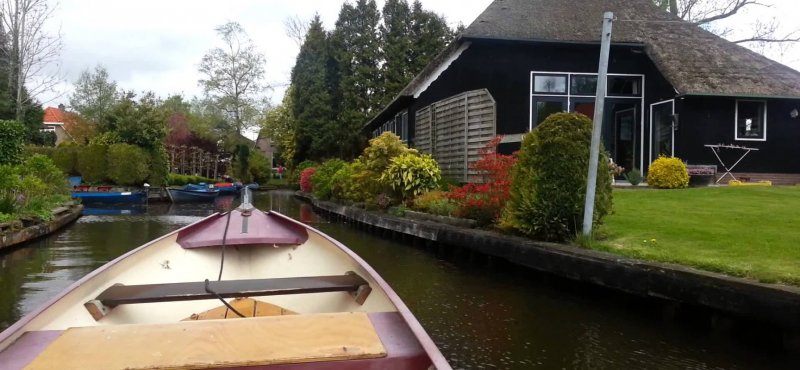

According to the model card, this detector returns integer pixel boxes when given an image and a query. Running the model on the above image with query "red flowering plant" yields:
[299,167,316,193]
[447,136,518,226]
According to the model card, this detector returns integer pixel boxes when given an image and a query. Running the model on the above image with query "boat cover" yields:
[177,210,309,249]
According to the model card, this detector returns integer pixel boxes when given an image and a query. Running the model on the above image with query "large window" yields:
[529,72,644,130]
[735,100,766,141]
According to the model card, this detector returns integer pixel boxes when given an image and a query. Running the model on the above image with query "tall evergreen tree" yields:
[379,0,412,107]
[409,0,453,76]
[330,0,382,158]
[290,16,336,162]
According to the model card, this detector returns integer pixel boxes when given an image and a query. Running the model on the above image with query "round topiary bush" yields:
[646,156,689,189]
[502,112,613,242]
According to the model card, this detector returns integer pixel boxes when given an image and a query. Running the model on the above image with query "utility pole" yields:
[582,11,614,236]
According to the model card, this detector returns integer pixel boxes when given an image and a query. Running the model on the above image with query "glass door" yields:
[649,99,675,165]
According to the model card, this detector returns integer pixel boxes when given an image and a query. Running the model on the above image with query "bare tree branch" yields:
[283,15,310,47]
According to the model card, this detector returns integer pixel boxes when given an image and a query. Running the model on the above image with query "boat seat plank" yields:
[95,273,369,306]
[23,312,387,370]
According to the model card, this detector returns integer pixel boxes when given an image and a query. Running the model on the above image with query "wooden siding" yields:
[414,89,496,181]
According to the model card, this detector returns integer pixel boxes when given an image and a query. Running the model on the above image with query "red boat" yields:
[0,191,450,369]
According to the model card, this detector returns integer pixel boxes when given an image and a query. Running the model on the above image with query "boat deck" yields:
[1,312,429,370]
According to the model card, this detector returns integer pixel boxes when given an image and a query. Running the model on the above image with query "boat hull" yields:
[0,208,449,369]
[71,191,146,204]
[166,188,219,202]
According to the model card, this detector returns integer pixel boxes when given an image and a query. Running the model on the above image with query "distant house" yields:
[365,0,800,184]
[254,129,277,167]
[42,105,70,145]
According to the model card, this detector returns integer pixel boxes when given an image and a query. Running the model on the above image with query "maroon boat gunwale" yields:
[0,210,451,369]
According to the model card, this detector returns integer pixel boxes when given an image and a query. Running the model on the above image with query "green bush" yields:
[646,156,689,189]
[77,144,108,183]
[0,120,26,165]
[381,153,441,201]
[624,168,643,186]
[248,150,271,184]
[24,145,55,158]
[312,159,347,200]
[146,146,169,187]
[502,112,613,242]
[19,155,69,196]
[412,190,457,216]
[329,162,359,202]
[0,155,70,222]
[107,144,150,186]
[0,165,20,214]
[52,144,80,175]
[167,173,216,186]
[346,132,417,203]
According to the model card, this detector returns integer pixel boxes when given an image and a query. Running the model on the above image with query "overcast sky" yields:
[39,0,800,109]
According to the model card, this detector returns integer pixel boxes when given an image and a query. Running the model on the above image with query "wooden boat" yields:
[166,187,219,203]
[0,190,450,369]
[71,190,147,204]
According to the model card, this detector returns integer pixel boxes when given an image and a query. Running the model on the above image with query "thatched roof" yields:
[366,0,800,129]
[463,0,800,98]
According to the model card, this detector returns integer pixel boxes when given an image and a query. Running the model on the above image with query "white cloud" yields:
[35,0,800,107]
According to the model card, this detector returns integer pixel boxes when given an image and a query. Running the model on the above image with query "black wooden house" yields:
[365,0,800,184]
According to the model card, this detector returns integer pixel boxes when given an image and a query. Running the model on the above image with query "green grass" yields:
[595,186,800,285]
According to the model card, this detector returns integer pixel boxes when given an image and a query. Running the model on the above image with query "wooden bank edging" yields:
[296,193,800,330]
[0,205,83,251]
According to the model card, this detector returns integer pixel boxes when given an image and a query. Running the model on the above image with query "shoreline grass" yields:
[595,186,800,285]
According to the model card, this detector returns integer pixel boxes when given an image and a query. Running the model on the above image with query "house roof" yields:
[367,0,800,129]
[462,0,800,98]
[43,107,65,124]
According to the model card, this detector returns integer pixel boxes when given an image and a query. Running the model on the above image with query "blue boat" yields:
[167,187,219,203]
[72,191,147,205]
[213,182,243,195]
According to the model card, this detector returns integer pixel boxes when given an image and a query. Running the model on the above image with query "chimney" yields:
[58,103,65,111]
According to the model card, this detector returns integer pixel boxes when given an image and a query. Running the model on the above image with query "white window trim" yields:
[734,99,767,142]
[649,99,675,166]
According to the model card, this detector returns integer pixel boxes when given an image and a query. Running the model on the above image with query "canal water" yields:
[1,190,796,369]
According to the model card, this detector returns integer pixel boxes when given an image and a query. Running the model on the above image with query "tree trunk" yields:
[669,0,678,15]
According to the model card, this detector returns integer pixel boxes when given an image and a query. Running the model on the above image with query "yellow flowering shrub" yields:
[646,156,689,189]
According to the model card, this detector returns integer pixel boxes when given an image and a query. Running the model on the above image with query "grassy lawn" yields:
[596,186,800,285]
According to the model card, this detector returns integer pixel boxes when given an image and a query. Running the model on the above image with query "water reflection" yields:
[0,190,797,369]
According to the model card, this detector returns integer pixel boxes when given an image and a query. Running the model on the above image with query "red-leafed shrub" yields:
[447,136,517,226]
[299,167,316,193]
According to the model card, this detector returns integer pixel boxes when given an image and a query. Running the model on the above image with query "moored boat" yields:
[213,182,243,195]
[0,190,450,369]
[166,186,219,203]
[71,190,147,204]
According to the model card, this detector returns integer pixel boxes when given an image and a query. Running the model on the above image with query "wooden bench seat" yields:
[24,312,387,370]
[84,273,372,320]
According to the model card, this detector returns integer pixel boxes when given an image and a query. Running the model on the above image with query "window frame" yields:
[734,99,767,142]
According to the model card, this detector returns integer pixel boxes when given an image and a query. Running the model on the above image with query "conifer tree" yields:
[379,0,412,107]
[409,0,454,76]
[290,16,335,162]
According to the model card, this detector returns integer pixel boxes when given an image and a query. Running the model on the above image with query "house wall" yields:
[406,40,676,159]
[676,96,800,174]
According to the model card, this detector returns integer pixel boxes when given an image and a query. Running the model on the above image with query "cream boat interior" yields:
[0,205,442,370]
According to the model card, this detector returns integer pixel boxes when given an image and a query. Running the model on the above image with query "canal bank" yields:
[296,192,800,349]
[0,205,83,251]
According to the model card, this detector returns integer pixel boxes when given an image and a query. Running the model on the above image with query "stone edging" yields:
[295,192,800,330]
[0,205,83,251]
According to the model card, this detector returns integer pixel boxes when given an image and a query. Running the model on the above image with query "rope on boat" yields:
[207,210,246,318]
[204,279,245,318]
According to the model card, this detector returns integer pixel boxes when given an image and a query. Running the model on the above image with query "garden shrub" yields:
[647,156,689,189]
[19,155,69,196]
[52,144,80,175]
[289,160,317,184]
[299,167,316,193]
[146,147,169,187]
[167,173,216,186]
[312,159,347,200]
[107,144,150,186]
[329,163,355,201]
[1,155,70,222]
[413,190,457,216]
[24,145,55,158]
[0,120,26,165]
[77,144,108,183]
[248,150,271,184]
[0,165,20,214]
[348,132,417,204]
[381,153,441,201]
[445,137,517,226]
[502,112,613,242]
[624,168,643,186]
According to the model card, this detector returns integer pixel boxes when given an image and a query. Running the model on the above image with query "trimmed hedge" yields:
[167,173,216,186]
[502,112,613,242]
[0,120,25,165]
[77,144,108,183]
[52,144,80,175]
[107,144,150,186]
